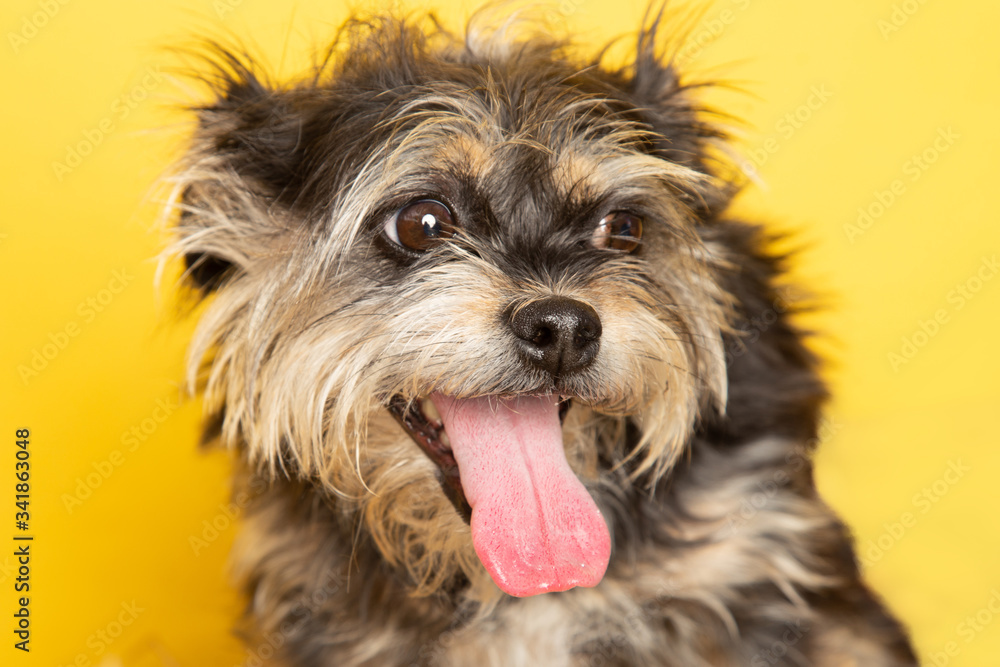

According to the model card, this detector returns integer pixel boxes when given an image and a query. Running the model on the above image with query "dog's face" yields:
[170,14,733,600]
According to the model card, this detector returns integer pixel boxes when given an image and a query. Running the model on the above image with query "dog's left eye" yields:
[592,211,642,252]
[384,200,456,252]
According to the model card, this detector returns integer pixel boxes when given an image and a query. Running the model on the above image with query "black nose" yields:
[508,297,602,377]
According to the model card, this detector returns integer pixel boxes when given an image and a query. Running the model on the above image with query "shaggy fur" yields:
[166,7,917,666]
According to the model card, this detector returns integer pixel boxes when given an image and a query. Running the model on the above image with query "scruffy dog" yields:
[166,7,917,666]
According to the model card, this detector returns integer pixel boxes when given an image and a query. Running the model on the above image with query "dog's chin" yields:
[389,391,611,598]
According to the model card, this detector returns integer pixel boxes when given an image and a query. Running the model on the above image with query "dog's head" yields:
[168,9,735,600]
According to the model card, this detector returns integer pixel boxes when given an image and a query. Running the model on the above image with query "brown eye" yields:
[385,200,456,252]
[592,211,642,252]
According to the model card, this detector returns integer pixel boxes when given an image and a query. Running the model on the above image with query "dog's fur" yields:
[166,7,918,666]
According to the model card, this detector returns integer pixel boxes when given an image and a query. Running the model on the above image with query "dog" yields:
[165,6,918,665]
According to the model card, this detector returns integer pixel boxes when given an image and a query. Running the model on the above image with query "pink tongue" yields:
[431,394,611,597]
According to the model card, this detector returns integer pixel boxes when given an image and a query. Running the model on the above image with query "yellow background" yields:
[2,0,998,665]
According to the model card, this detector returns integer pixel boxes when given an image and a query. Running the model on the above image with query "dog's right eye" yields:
[384,200,456,252]
[591,211,642,252]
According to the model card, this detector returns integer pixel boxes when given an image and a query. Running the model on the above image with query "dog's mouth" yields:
[388,392,611,597]
[388,394,472,521]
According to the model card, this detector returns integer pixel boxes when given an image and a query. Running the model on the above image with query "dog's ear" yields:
[191,48,303,198]
[603,11,735,218]
[171,45,303,294]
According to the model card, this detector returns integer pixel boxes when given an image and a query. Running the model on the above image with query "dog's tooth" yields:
[423,397,442,422]
[439,428,451,449]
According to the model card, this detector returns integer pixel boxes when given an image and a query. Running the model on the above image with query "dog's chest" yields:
[432,588,660,667]
[434,596,580,667]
